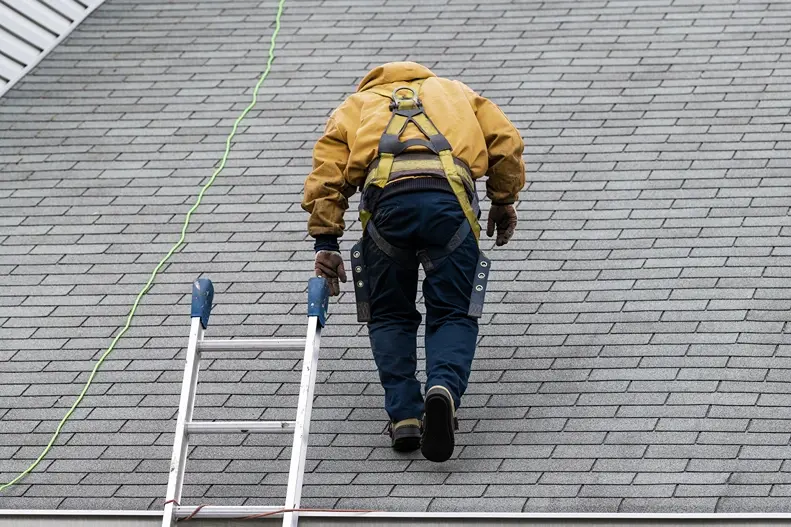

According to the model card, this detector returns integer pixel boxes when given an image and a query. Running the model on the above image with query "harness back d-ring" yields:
[391,86,419,110]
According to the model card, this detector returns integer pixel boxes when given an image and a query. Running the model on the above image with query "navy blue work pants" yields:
[363,190,479,422]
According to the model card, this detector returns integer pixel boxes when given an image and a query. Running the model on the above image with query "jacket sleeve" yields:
[460,82,525,205]
[301,111,357,239]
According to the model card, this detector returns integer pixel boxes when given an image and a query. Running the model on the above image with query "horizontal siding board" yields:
[0,27,39,64]
[0,0,104,98]
[40,0,83,21]
[0,52,24,81]
[0,4,55,49]
[4,0,71,35]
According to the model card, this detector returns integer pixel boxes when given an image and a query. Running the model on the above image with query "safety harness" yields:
[359,81,481,235]
[350,81,491,323]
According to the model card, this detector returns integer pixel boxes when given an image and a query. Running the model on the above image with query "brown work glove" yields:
[314,250,347,296]
[486,204,517,246]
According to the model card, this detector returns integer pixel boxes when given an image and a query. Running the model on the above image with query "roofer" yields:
[301,62,525,462]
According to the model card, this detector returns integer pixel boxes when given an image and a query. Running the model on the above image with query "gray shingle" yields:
[621,497,717,513]
[579,484,675,498]
[428,497,526,512]
[525,497,621,512]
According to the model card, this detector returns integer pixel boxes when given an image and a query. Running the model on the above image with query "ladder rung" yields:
[185,420,296,434]
[197,338,306,352]
[175,505,283,518]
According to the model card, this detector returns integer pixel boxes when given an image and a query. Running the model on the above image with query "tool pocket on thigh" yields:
[467,251,491,318]
[350,239,372,323]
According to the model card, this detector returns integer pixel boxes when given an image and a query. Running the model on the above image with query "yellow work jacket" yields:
[301,61,525,238]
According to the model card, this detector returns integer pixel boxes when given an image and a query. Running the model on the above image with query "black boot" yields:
[388,418,422,452]
[420,385,458,462]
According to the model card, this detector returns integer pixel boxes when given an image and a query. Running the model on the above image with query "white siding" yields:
[0,0,105,97]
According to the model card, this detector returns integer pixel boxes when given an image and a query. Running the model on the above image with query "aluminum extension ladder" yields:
[162,277,330,527]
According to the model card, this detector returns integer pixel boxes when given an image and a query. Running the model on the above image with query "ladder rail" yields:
[162,317,203,527]
[283,316,322,527]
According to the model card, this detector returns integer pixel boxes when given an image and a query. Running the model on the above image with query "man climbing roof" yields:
[302,61,525,462]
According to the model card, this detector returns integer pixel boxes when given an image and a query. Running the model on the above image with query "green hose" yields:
[0,0,287,493]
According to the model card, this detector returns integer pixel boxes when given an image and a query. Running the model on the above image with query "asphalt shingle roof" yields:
[2,0,791,515]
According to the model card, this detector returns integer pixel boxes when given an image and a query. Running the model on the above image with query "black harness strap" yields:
[417,220,470,273]
[377,106,454,158]
[366,221,417,269]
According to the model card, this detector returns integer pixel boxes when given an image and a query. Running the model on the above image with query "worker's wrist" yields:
[314,234,340,253]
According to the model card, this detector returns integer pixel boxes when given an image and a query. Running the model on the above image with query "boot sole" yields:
[392,432,421,452]
[421,391,455,462]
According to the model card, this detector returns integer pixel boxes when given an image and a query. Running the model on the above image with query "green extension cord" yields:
[0,0,287,493]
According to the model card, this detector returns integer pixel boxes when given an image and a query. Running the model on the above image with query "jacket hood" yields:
[356,62,436,92]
